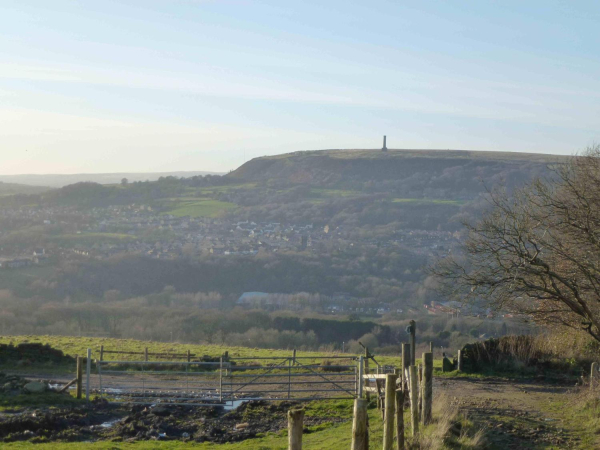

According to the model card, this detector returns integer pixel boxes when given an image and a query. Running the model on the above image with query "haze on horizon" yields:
[1,0,599,176]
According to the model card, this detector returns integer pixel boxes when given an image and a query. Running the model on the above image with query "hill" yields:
[0,171,223,188]
[0,181,50,196]
[228,149,566,199]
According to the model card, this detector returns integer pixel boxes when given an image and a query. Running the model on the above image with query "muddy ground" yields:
[0,398,346,444]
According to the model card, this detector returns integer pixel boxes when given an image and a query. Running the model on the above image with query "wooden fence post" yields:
[365,347,370,401]
[422,352,433,424]
[288,408,304,450]
[409,320,416,366]
[429,342,433,353]
[401,343,410,392]
[187,349,191,362]
[418,364,423,421]
[592,362,598,390]
[457,350,463,372]
[351,398,368,450]
[395,389,404,450]
[100,345,104,362]
[76,356,83,399]
[383,373,397,449]
[144,347,149,362]
[409,365,419,436]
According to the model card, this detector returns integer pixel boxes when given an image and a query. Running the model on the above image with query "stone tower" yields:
[382,135,388,151]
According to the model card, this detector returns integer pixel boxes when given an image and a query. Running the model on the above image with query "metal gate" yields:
[91,354,362,406]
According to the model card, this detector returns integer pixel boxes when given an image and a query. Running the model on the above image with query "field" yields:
[1,335,600,448]
[0,335,412,369]
[392,198,464,205]
[162,199,237,218]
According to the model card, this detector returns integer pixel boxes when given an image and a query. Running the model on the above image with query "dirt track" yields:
[437,377,594,449]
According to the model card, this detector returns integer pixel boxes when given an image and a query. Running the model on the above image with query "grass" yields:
[162,199,237,218]
[392,198,465,205]
[0,335,445,376]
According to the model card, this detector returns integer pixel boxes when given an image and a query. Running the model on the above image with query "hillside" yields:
[228,149,566,199]
[0,181,50,196]
[0,171,223,188]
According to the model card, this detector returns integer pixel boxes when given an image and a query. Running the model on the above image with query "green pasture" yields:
[391,198,464,205]
[162,199,237,218]
[0,335,441,371]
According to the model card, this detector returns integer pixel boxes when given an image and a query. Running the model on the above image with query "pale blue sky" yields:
[1,0,599,174]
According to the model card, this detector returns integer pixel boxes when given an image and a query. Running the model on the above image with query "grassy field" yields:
[392,198,464,205]
[0,335,441,371]
[163,199,237,218]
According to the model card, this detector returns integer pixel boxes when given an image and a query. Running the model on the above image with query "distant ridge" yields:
[228,148,568,186]
[0,171,223,188]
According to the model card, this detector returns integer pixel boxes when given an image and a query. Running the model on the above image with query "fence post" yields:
[429,342,433,353]
[395,389,404,450]
[144,347,149,362]
[592,362,598,390]
[288,408,304,450]
[457,350,463,372]
[86,348,91,401]
[219,356,223,403]
[358,356,364,398]
[418,363,423,421]
[401,343,410,392]
[409,320,416,366]
[422,352,433,424]
[76,356,83,399]
[364,348,370,401]
[100,345,104,362]
[383,373,397,450]
[187,349,191,362]
[351,398,368,450]
[409,365,419,436]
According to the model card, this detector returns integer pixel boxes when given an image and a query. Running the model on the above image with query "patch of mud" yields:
[0,399,347,444]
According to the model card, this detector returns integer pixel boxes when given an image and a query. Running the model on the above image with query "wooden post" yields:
[457,350,463,372]
[144,347,149,362]
[592,362,598,390]
[429,342,433,353]
[365,347,370,401]
[100,345,104,362]
[288,408,304,450]
[76,356,83,399]
[351,398,368,450]
[395,389,404,450]
[383,373,397,450]
[358,356,364,398]
[187,349,191,362]
[293,349,297,365]
[86,348,91,401]
[409,365,419,436]
[418,364,423,421]
[422,352,433,424]
[409,320,416,366]
[401,343,410,392]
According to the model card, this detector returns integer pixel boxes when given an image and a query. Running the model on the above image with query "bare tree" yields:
[433,145,600,342]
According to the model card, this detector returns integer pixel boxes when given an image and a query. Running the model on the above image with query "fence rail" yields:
[88,352,363,407]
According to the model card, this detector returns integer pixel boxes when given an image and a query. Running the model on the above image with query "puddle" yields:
[224,399,246,411]
[99,419,120,429]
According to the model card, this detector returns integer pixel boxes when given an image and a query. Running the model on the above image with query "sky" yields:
[1,0,599,174]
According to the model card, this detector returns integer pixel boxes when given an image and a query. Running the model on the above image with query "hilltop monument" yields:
[382,135,388,151]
